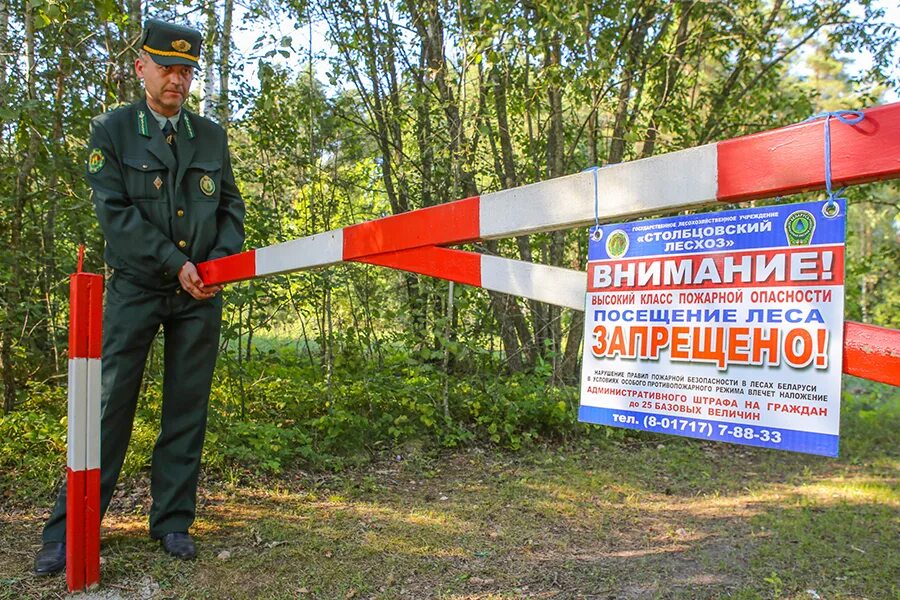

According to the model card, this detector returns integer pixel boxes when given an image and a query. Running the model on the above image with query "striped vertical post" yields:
[67,246,102,592]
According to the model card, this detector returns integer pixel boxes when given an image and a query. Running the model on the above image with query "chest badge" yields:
[153,176,163,190]
[88,148,105,173]
[199,175,216,196]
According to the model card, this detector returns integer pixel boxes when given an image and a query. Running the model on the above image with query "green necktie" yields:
[162,120,178,165]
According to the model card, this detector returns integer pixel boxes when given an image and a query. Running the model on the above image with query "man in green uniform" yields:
[35,18,245,574]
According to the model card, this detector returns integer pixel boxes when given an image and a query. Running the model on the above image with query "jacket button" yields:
[176,289,182,295]
[176,209,185,217]
[178,240,187,248]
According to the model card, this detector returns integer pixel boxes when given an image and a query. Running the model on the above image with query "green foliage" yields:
[839,377,900,461]
[0,383,67,499]
[461,375,577,449]
[205,347,586,469]
[843,183,900,329]
[207,420,315,474]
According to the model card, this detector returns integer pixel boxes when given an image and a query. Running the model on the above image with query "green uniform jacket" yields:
[87,99,245,289]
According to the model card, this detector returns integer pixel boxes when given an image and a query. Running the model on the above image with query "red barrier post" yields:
[66,246,102,591]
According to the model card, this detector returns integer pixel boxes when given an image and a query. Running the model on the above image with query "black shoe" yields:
[160,532,196,560]
[34,542,66,576]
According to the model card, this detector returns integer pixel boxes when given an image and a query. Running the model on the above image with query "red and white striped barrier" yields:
[199,102,900,386]
[67,247,102,592]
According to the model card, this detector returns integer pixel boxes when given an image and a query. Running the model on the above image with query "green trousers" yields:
[43,274,222,542]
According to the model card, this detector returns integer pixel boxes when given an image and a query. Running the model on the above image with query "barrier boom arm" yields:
[199,102,900,387]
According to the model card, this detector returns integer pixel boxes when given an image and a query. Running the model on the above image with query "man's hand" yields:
[178,262,223,300]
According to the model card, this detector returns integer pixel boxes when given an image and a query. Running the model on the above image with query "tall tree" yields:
[218,0,233,125]
[202,0,218,118]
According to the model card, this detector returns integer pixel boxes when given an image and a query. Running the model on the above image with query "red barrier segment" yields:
[843,321,900,387]
[343,196,480,260]
[197,249,256,285]
[64,464,102,589]
[717,102,900,202]
[66,468,85,591]
[84,468,101,586]
[355,246,482,287]
[68,274,103,359]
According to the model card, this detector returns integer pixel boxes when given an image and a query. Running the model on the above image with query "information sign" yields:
[579,200,846,456]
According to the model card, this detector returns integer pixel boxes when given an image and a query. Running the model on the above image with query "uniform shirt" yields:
[86,99,245,290]
[147,106,181,131]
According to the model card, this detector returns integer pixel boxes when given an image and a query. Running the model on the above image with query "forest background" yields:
[0,0,898,490]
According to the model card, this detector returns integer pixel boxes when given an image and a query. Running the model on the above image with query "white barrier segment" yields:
[479,170,594,239]
[67,359,88,471]
[481,255,587,311]
[479,144,718,239]
[86,359,101,470]
[256,229,344,276]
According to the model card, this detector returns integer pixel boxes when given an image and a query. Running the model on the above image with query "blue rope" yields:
[583,166,602,240]
[803,110,865,208]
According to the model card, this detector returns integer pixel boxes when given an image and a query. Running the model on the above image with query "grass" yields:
[0,377,896,599]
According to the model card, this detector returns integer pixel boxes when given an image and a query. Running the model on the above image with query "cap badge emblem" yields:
[172,39,192,53]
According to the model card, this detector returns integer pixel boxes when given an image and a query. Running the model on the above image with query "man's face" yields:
[135,55,194,117]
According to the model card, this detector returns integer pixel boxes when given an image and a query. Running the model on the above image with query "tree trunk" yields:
[383,1,407,210]
[641,2,692,158]
[0,0,8,114]
[353,0,404,215]
[608,8,651,165]
[415,42,433,207]
[859,213,872,322]
[125,0,142,100]
[697,0,784,142]
[41,38,71,371]
[202,0,217,118]
[218,0,233,126]
[543,31,568,380]
[245,294,253,360]
[583,2,599,166]
[490,61,539,365]
[408,0,477,197]
[4,0,41,413]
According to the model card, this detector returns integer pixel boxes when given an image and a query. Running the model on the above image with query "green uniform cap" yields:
[140,18,202,68]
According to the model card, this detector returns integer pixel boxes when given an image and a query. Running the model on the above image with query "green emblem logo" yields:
[785,210,815,246]
[199,174,216,196]
[606,229,629,258]
[88,148,105,173]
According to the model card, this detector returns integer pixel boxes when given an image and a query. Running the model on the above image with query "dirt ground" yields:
[1,439,897,600]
